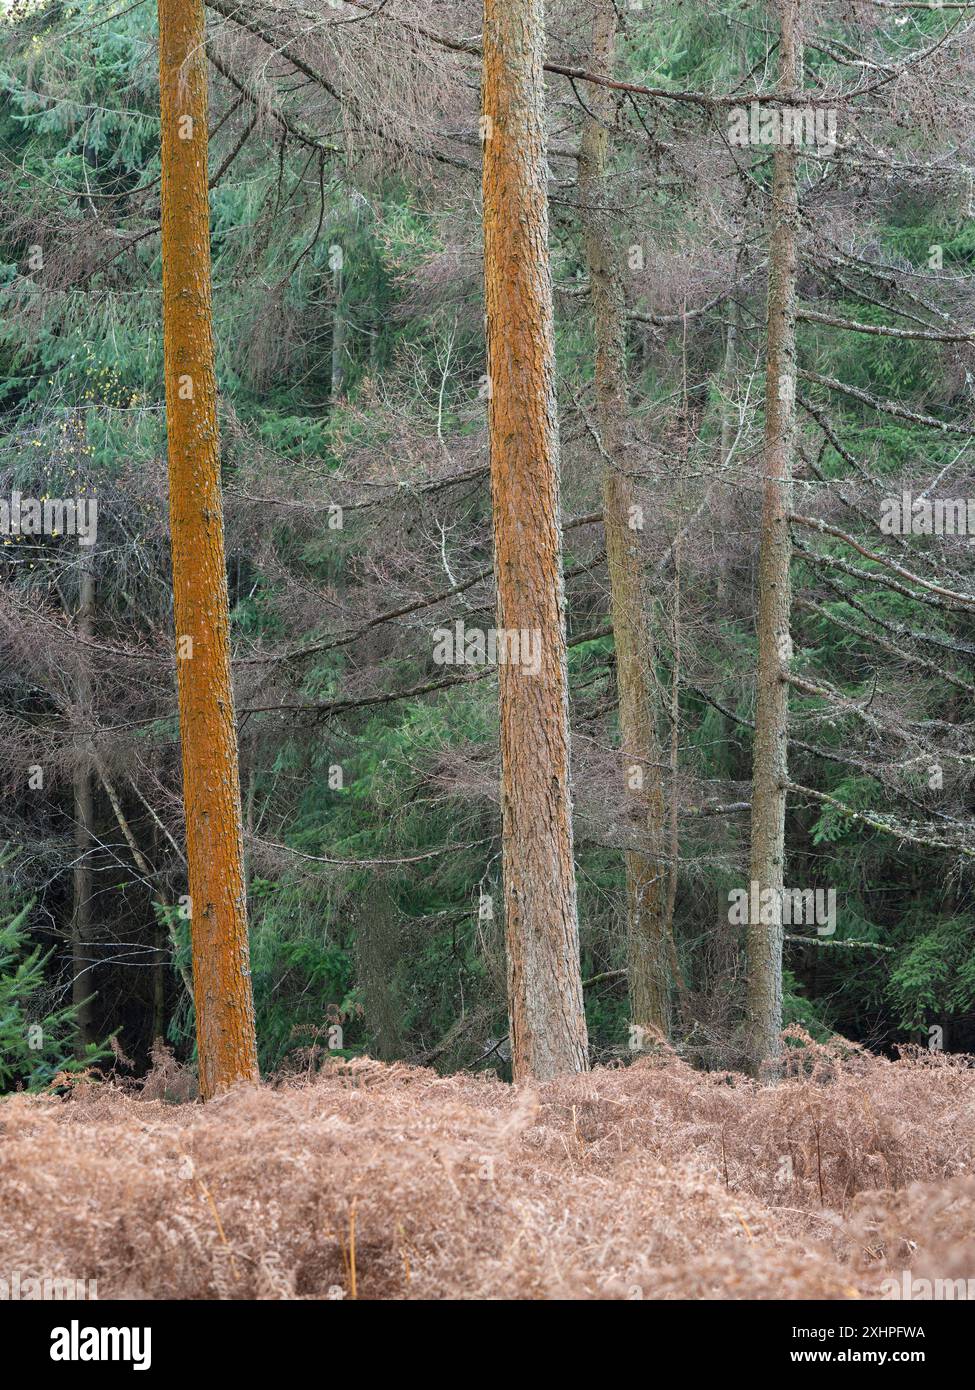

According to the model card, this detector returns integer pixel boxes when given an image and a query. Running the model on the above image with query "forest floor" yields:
[2,1035,973,1300]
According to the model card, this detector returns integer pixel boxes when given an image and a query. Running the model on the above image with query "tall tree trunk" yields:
[482,0,589,1081]
[577,0,670,1038]
[158,0,259,1098]
[331,269,347,401]
[746,0,802,1076]
[719,293,741,467]
[71,552,96,1056]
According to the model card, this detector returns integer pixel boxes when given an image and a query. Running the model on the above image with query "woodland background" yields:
[3,0,975,1090]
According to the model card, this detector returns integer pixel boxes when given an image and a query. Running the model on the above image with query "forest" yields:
[1,0,974,1310]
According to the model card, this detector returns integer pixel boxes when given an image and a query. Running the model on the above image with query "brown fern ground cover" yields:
[2,1032,973,1300]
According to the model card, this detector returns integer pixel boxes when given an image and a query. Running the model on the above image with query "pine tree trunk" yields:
[331,265,347,400]
[71,554,96,1055]
[577,0,670,1038]
[482,0,589,1081]
[746,0,802,1076]
[158,0,259,1098]
[719,294,741,467]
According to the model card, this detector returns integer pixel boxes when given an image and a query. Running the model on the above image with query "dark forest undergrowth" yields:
[2,1032,973,1300]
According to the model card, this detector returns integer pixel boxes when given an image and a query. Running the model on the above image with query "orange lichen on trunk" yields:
[158,0,259,1098]
[482,0,589,1081]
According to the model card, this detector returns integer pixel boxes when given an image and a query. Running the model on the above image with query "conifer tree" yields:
[482,0,589,1080]
[158,0,259,1097]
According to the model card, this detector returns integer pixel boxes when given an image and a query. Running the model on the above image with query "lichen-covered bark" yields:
[158,0,259,1098]
[577,0,670,1037]
[746,0,802,1076]
[482,0,589,1081]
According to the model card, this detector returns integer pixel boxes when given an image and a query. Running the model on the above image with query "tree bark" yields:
[331,263,347,401]
[482,0,589,1080]
[745,0,802,1077]
[577,0,670,1037]
[158,0,259,1098]
[719,292,742,467]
